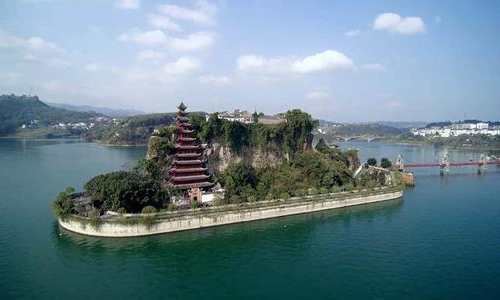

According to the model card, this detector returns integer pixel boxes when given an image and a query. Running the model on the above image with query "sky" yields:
[1,0,500,122]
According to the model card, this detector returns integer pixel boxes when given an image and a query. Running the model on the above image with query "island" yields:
[52,102,405,237]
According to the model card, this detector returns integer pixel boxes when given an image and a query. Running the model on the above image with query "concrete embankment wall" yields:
[59,189,403,237]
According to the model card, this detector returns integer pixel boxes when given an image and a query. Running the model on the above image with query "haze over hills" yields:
[47,102,146,118]
[1,94,423,139]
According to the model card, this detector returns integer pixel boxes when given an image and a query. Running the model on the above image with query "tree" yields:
[221,162,258,200]
[366,158,377,166]
[51,187,75,218]
[84,171,166,213]
[380,157,392,169]
[252,111,259,123]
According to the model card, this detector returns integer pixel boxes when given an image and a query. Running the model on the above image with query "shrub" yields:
[116,207,127,215]
[308,187,319,195]
[141,206,157,229]
[380,157,392,169]
[141,206,157,214]
[366,158,377,166]
[344,183,354,191]
[229,195,241,204]
[319,187,329,195]
[296,189,306,197]
[331,186,340,193]
[75,203,86,216]
[279,192,290,201]
[89,210,102,230]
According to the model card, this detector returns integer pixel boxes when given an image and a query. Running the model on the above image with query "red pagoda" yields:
[168,102,213,192]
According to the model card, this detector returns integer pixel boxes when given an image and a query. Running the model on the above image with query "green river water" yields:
[0,139,499,299]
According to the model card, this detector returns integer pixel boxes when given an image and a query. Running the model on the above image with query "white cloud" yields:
[362,63,386,72]
[305,90,330,101]
[373,13,426,34]
[118,29,214,51]
[115,0,140,10]
[24,54,37,61]
[236,55,290,75]
[118,29,167,46]
[387,100,403,108]
[163,56,201,76]
[148,14,182,31]
[85,62,102,71]
[237,50,354,75]
[41,80,63,92]
[169,31,214,51]
[136,50,166,61]
[125,56,202,83]
[291,50,354,73]
[345,29,362,37]
[199,75,230,85]
[157,0,217,26]
[0,30,65,54]
[46,58,70,68]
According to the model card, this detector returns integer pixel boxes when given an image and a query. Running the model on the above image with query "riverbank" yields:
[59,187,403,237]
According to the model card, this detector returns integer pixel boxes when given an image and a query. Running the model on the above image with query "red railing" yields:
[405,161,500,168]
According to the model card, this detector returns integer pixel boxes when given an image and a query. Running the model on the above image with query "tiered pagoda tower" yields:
[168,102,213,191]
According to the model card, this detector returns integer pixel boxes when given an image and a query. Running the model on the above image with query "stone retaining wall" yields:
[59,189,403,237]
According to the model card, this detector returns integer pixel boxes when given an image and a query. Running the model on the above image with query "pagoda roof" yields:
[178,137,196,142]
[178,102,187,111]
[170,174,210,182]
[173,159,205,165]
[177,116,190,122]
[175,153,201,158]
[180,129,194,134]
[169,181,214,189]
[178,122,192,127]
[169,167,207,173]
[175,144,199,149]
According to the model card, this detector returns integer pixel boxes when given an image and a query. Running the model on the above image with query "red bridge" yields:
[396,154,500,172]
[404,161,500,168]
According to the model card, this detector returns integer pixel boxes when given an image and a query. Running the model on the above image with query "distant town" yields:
[411,121,500,137]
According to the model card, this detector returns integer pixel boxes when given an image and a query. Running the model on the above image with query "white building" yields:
[412,122,499,137]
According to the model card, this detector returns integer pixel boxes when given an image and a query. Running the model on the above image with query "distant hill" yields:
[331,123,404,136]
[0,94,102,136]
[47,102,145,118]
[377,121,428,130]
[318,119,342,127]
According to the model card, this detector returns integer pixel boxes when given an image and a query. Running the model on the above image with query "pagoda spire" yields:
[168,102,213,190]
[178,101,187,111]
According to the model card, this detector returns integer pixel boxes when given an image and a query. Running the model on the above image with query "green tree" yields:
[51,186,75,218]
[366,158,377,166]
[84,171,166,213]
[380,157,392,169]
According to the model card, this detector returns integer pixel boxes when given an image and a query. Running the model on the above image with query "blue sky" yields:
[1,0,499,121]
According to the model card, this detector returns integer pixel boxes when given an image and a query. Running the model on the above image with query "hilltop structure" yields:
[213,109,285,125]
[168,102,214,202]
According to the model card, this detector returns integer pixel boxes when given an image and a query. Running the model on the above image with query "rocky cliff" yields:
[205,140,288,174]
[145,134,314,175]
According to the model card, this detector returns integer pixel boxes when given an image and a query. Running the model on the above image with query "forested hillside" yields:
[0,94,101,136]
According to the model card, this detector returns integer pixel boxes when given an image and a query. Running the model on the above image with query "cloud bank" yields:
[373,13,426,34]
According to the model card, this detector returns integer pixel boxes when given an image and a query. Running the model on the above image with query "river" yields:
[0,139,499,299]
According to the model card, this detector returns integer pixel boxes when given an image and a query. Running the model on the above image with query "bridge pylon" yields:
[440,153,450,176]
[478,154,487,174]
[396,154,404,171]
